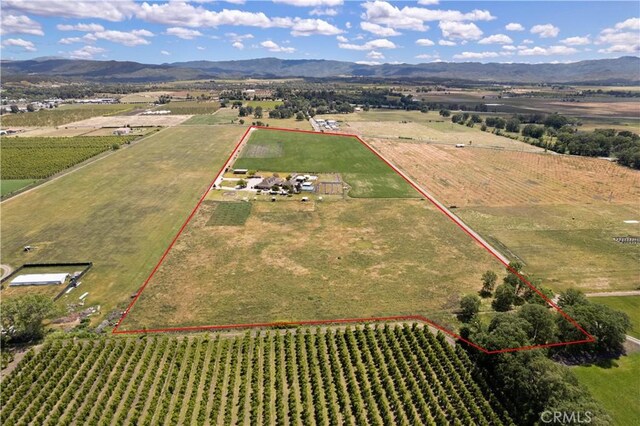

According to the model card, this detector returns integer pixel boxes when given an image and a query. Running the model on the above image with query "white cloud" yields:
[161,50,170,55]
[68,45,105,59]
[289,18,343,36]
[227,32,254,41]
[502,45,517,51]
[310,8,338,16]
[345,21,352,29]
[596,18,640,54]
[2,37,36,51]
[260,40,295,53]
[166,27,202,40]
[417,0,439,5]
[531,24,560,38]
[522,39,534,44]
[560,36,590,46]
[439,21,483,40]
[355,60,381,65]
[438,39,456,46]
[57,22,104,32]
[415,53,438,59]
[478,34,513,44]
[361,1,494,32]
[336,35,348,43]
[613,17,640,32]
[59,37,83,44]
[360,22,401,36]
[415,38,435,46]
[1,14,44,36]
[338,38,397,50]
[453,51,499,59]
[505,22,524,31]
[224,0,246,4]
[367,50,385,59]
[3,0,138,21]
[197,46,206,50]
[84,29,154,47]
[272,0,343,6]
[232,41,244,49]
[518,45,578,56]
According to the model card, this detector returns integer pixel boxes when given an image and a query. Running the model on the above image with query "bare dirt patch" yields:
[62,114,192,128]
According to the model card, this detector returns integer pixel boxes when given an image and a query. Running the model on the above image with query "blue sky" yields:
[1,1,638,64]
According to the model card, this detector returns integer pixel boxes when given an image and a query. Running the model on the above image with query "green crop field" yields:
[234,129,418,198]
[588,296,640,338]
[205,201,252,226]
[153,101,220,115]
[0,179,37,197]
[183,107,238,125]
[0,326,512,426]
[0,104,135,127]
[1,136,138,180]
[0,125,245,317]
[573,353,640,426]
[244,100,283,109]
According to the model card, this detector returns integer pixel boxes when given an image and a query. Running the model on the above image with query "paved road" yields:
[357,137,511,266]
[586,290,640,297]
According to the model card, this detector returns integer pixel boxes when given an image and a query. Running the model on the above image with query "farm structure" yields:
[10,273,68,286]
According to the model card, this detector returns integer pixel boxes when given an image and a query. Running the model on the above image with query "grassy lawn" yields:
[234,129,419,198]
[0,179,37,196]
[589,296,640,338]
[573,353,640,426]
[183,108,238,125]
[120,197,500,330]
[0,125,244,319]
[0,104,135,127]
[243,100,283,109]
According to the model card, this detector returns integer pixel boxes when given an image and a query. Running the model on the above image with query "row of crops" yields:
[0,104,134,127]
[0,325,513,426]
[1,136,138,179]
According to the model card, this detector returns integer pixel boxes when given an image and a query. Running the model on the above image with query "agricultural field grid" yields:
[113,126,594,354]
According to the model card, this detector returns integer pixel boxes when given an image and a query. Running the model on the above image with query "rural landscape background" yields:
[1,1,639,425]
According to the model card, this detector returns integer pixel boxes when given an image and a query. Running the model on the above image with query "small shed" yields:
[10,273,69,287]
[113,127,131,135]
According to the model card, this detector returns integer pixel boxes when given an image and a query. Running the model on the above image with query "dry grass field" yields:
[62,114,192,127]
[371,141,640,292]
[372,142,640,207]
[120,197,499,331]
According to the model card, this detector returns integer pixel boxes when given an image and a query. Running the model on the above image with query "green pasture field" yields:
[183,107,237,125]
[573,353,640,426]
[0,104,135,127]
[119,129,502,331]
[153,101,220,115]
[0,179,37,197]
[0,125,245,318]
[456,204,640,292]
[234,129,418,198]
[242,100,283,109]
[205,201,252,226]
[588,296,640,338]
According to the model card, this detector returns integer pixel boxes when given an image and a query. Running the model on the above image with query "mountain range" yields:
[2,56,639,84]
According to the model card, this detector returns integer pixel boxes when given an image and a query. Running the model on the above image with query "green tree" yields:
[517,304,556,345]
[1,295,59,342]
[505,118,520,133]
[480,270,498,297]
[557,288,589,308]
[254,106,263,118]
[10,105,19,113]
[459,294,481,322]
[492,284,515,312]
[295,111,305,121]
[557,303,630,356]
[439,109,451,117]
[26,104,36,112]
[544,113,569,130]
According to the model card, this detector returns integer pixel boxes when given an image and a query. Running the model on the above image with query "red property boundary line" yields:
[113,125,595,354]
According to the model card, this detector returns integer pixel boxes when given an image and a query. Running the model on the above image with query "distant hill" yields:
[2,56,639,84]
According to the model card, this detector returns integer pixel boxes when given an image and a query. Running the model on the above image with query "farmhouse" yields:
[255,176,285,190]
